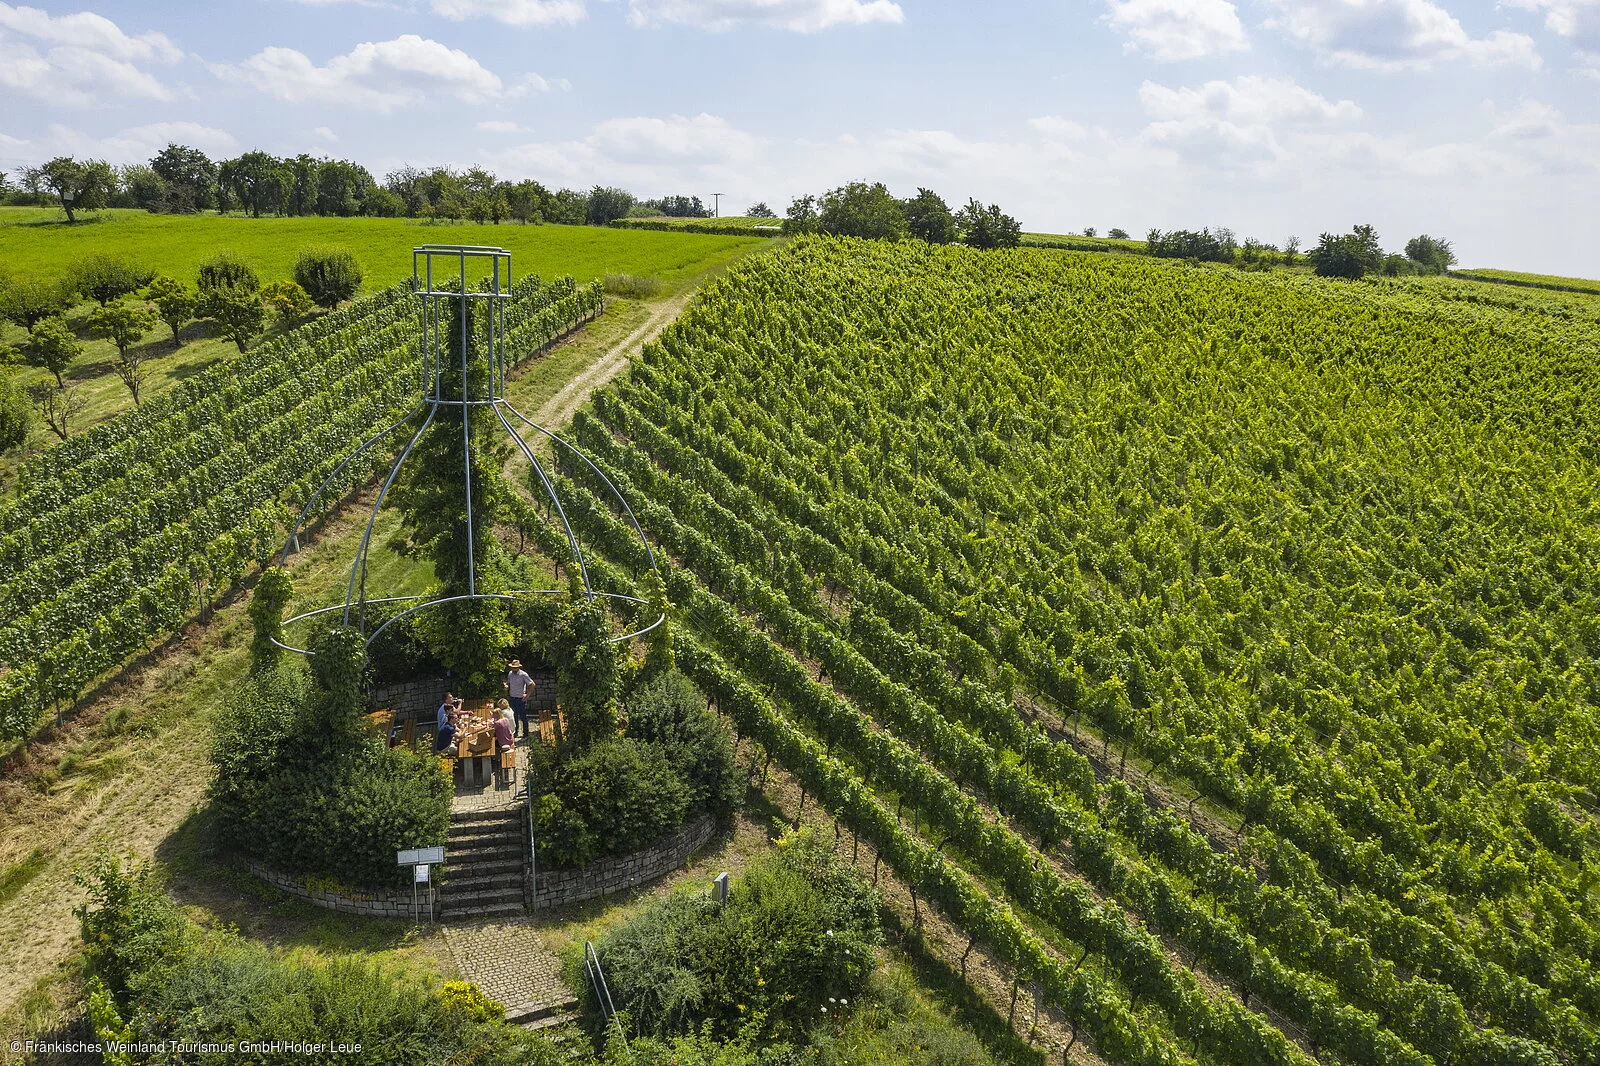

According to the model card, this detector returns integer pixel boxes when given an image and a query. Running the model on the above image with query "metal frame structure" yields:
[273,245,662,656]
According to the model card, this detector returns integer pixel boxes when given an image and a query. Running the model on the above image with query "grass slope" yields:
[0,209,766,292]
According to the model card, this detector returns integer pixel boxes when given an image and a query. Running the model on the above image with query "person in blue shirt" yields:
[434,692,462,754]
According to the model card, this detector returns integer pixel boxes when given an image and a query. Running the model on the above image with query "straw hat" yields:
[508,659,522,669]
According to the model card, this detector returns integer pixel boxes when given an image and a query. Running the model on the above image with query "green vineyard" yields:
[533,238,1600,1066]
[0,274,603,737]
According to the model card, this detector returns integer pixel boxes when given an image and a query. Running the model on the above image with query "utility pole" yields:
[711,192,725,218]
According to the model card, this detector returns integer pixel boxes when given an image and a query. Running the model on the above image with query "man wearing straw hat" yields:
[504,659,535,739]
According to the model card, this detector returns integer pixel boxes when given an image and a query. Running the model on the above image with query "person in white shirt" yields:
[504,660,535,739]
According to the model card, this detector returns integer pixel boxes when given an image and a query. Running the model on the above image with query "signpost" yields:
[399,847,446,924]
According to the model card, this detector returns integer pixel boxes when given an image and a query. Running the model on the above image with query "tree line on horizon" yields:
[1,144,736,228]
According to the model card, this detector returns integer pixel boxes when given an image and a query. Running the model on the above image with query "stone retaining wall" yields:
[533,813,716,910]
[244,859,434,921]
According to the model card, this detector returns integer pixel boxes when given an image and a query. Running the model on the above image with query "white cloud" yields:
[625,0,904,32]
[313,125,339,142]
[477,119,525,132]
[0,3,181,106]
[491,112,765,187]
[1267,0,1541,69]
[1502,0,1600,45]
[6,121,235,164]
[430,0,586,26]
[218,35,511,112]
[1102,0,1249,59]
[1138,75,1362,164]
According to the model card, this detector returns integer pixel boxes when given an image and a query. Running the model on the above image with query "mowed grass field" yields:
[0,210,769,484]
[0,207,766,291]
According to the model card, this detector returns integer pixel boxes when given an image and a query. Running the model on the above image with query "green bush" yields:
[534,737,690,868]
[211,665,451,888]
[77,855,577,1066]
[294,245,364,309]
[196,251,259,293]
[626,670,742,821]
[67,254,153,305]
[0,371,30,452]
[588,827,880,1043]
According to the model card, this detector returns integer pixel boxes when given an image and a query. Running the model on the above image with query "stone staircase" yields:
[440,808,526,921]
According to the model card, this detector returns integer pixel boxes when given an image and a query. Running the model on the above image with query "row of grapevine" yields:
[521,238,1599,1065]
[566,406,1593,1062]
[0,278,604,739]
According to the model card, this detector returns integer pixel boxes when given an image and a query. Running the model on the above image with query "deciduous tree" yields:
[904,188,957,244]
[69,254,151,305]
[783,195,819,235]
[0,370,29,453]
[293,246,362,309]
[585,185,636,225]
[144,275,198,346]
[260,279,313,325]
[28,380,85,441]
[19,156,114,222]
[956,199,1022,249]
[149,143,217,212]
[819,182,907,240]
[202,285,266,352]
[1404,234,1456,275]
[26,316,80,387]
[0,273,69,330]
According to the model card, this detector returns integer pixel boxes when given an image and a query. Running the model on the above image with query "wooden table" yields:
[456,713,497,786]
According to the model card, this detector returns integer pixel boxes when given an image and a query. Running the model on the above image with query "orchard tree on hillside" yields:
[1310,224,1384,279]
[88,301,158,404]
[69,254,151,305]
[1108,228,1130,239]
[26,316,81,388]
[586,186,636,225]
[747,202,776,218]
[904,188,957,244]
[294,246,362,309]
[197,252,260,295]
[149,143,216,212]
[1405,234,1457,274]
[28,380,86,441]
[261,280,313,325]
[1284,236,1301,266]
[0,274,69,331]
[19,157,115,222]
[956,200,1022,249]
[203,286,266,352]
[819,182,907,240]
[144,276,198,346]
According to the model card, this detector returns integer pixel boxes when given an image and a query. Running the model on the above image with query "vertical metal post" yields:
[460,252,476,597]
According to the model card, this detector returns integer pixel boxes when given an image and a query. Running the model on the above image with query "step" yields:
[504,998,579,1026]
[439,870,523,892]
[443,858,524,879]
[441,900,525,920]
[446,836,524,854]
[444,850,524,869]
[438,887,524,907]
[523,1011,579,1033]
[451,808,523,826]
[448,824,523,843]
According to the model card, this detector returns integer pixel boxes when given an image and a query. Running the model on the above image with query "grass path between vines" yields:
[0,249,757,1051]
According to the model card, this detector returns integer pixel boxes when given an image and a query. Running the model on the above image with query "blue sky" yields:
[1,0,1596,274]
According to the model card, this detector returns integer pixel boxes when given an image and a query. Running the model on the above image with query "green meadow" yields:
[0,208,764,292]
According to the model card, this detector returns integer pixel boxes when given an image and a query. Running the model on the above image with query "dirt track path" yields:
[534,290,692,428]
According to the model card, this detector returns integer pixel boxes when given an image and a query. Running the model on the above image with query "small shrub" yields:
[294,245,363,309]
[68,254,152,305]
[589,826,880,1044]
[260,278,313,324]
[603,273,665,299]
[196,251,259,294]
[535,737,690,868]
[626,669,742,821]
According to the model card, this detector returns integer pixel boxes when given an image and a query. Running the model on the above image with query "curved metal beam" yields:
[502,402,660,575]
[493,403,593,596]
[277,403,426,566]
[345,404,438,627]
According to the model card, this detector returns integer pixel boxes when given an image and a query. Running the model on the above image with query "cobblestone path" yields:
[441,919,575,1017]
